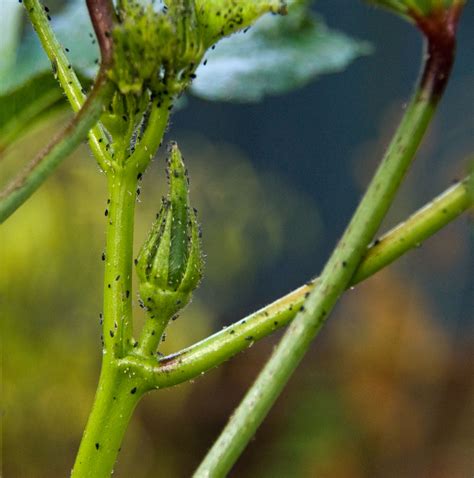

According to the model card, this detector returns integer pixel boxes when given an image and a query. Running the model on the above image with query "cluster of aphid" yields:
[108,0,286,98]
[100,89,151,161]
[93,0,286,167]
[92,0,286,342]
[109,0,206,97]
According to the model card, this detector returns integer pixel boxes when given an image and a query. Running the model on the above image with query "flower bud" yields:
[110,0,204,96]
[136,142,203,318]
[109,0,287,96]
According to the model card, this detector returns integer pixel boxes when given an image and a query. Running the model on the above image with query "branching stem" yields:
[193,12,462,476]
[71,100,171,474]
[119,176,471,388]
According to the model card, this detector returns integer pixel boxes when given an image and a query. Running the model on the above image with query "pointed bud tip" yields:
[166,142,187,186]
[136,141,204,316]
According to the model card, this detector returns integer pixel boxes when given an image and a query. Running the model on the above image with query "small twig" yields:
[411,5,462,98]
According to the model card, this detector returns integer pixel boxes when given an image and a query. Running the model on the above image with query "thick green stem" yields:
[71,361,143,477]
[193,29,457,477]
[70,170,138,478]
[103,170,138,358]
[121,176,471,388]
[72,101,170,474]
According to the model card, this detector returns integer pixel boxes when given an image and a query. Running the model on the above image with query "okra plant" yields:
[1,0,471,476]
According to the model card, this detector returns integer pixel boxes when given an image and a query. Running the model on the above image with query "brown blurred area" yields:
[1,104,472,477]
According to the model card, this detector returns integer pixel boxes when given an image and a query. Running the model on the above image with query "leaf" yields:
[0,73,64,152]
[3,0,370,113]
[0,1,97,149]
[194,0,286,47]
[0,1,99,95]
[191,3,372,102]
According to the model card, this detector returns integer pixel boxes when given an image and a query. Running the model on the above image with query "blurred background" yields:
[1,0,473,476]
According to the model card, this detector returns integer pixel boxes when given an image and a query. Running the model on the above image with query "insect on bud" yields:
[135,142,203,318]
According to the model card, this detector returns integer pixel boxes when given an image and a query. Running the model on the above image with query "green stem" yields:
[351,177,471,283]
[193,30,456,477]
[72,102,171,474]
[121,176,471,387]
[0,79,113,223]
[71,361,143,477]
[136,312,169,358]
[71,167,139,478]
[127,98,172,176]
[23,0,111,169]
[103,170,138,358]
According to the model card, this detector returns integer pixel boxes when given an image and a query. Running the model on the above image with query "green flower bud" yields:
[109,0,287,96]
[110,0,205,96]
[136,142,203,318]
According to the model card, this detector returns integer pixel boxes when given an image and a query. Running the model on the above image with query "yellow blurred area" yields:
[1,113,472,477]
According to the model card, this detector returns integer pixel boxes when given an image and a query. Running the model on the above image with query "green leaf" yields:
[1,1,99,95]
[0,1,97,149]
[191,3,372,102]
[0,73,64,152]
[0,70,93,152]
[194,0,286,47]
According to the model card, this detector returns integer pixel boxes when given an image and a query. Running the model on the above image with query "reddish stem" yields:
[86,0,116,68]
[411,4,464,99]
